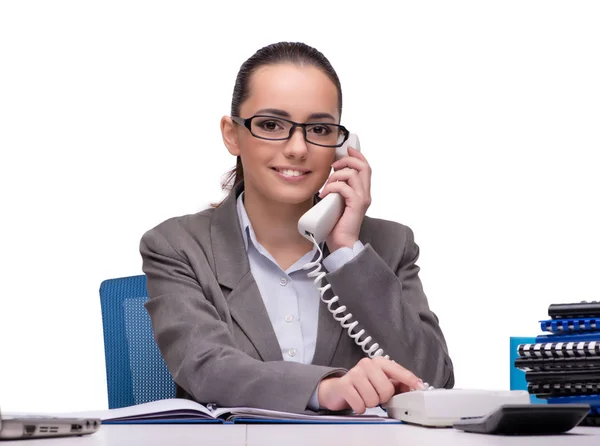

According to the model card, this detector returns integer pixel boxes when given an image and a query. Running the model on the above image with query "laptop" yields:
[0,409,101,440]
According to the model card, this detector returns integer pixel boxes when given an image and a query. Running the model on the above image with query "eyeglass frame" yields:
[231,114,350,148]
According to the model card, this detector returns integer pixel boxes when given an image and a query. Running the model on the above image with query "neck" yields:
[242,186,315,253]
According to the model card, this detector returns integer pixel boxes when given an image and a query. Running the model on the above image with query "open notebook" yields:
[51,398,400,425]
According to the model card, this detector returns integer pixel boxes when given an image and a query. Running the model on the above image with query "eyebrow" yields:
[255,108,337,121]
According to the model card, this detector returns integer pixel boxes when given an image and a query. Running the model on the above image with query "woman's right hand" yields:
[317,357,426,414]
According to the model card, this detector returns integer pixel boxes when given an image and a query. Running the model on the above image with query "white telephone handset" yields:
[297,133,361,243]
[298,133,389,360]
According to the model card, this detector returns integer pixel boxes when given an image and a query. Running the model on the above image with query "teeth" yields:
[278,169,305,177]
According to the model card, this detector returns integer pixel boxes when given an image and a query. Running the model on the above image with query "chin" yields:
[270,188,315,205]
[246,171,324,205]
[258,182,316,205]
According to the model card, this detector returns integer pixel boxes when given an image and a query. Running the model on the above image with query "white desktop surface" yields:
[1,423,598,445]
[0,424,246,446]
[246,424,600,446]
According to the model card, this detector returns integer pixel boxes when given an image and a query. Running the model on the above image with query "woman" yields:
[140,41,454,415]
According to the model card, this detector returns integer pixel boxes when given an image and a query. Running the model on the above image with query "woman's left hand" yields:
[319,147,372,252]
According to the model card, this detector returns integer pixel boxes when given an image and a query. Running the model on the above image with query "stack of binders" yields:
[514,301,600,426]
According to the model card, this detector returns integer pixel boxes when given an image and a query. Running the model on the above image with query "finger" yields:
[332,155,368,173]
[347,146,368,163]
[320,178,371,210]
[364,362,396,403]
[390,379,412,394]
[332,154,372,196]
[349,369,381,408]
[376,357,424,390]
[319,181,359,204]
[324,168,364,196]
[341,381,367,414]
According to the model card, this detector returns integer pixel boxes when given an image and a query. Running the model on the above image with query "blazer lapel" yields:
[310,243,344,366]
[210,182,282,362]
[226,271,283,362]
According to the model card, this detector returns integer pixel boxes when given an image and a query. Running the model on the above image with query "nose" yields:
[282,126,308,160]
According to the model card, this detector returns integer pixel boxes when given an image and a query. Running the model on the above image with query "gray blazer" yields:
[139,181,454,414]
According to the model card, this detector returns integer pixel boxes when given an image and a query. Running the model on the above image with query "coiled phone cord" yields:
[302,235,437,391]
[302,234,389,360]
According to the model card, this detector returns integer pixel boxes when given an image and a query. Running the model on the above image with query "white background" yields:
[1,0,599,413]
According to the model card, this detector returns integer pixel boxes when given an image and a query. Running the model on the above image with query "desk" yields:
[248,424,600,445]
[0,424,246,445]
[1,424,599,445]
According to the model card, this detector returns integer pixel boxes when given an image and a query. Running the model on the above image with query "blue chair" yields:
[509,336,545,403]
[99,274,176,409]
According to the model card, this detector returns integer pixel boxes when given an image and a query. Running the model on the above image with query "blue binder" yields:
[536,333,600,343]
[540,317,599,334]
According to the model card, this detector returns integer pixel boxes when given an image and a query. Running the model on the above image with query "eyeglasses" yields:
[231,115,349,148]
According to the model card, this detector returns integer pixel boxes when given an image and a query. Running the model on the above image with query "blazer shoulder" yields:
[140,207,216,251]
[361,214,415,242]
[360,215,417,264]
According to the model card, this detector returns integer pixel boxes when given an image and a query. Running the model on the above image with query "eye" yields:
[307,124,333,136]
[256,119,285,132]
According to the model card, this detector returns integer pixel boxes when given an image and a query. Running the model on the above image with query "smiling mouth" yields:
[271,168,311,177]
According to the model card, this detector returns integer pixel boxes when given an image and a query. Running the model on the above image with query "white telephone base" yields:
[383,389,531,427]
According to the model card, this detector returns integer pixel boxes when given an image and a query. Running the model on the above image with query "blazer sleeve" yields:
[323,225,455,389]
[140,226,345,414]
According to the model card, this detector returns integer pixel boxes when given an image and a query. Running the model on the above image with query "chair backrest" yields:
[99,274,175,408]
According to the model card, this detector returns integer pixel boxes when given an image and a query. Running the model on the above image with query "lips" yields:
[271,167,311,178]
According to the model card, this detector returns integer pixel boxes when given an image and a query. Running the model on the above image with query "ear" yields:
[220,116,241,156]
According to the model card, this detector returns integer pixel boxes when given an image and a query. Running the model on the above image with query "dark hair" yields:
[217,42,343,201]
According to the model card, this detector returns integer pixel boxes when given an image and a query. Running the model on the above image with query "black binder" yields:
[526,369,600,384]
[549,301,600,319]
[517,341,600,358]
[515,356,600,371]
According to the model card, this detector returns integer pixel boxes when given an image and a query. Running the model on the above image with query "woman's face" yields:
[230,63,340,206]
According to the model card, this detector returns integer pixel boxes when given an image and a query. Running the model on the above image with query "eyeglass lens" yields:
[251,117,345,146]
